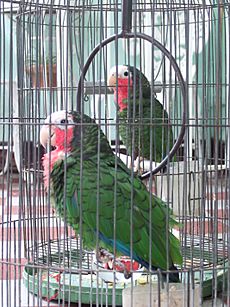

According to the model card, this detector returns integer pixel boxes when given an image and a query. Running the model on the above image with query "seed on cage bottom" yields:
[137,275,148,285]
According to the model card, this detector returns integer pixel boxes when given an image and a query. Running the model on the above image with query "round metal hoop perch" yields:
[76,31,187,179]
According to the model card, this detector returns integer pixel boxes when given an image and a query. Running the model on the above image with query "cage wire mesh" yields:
[0,0,230,306]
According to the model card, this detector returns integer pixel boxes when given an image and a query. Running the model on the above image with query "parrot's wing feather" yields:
[51,156,79,223]
[50,152,182,268]
[78,156,182,269]
[119,97,174,161]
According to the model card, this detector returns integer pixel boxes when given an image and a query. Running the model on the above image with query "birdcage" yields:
[0,0,230,306]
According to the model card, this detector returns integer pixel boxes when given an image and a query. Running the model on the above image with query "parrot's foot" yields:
[96,247,112,264]
[128,156,145,174]
[96,248,132,279]
[133,156,145,174]
[123,270,132,279]
[106,259,132,279]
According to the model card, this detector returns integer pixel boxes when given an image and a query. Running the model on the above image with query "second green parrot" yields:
[108,65,174,164]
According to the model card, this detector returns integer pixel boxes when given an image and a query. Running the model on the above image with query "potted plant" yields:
[25,55,57,88]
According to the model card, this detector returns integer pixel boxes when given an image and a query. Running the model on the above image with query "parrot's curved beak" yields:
[40,125,56,148]
[108,74,117,88]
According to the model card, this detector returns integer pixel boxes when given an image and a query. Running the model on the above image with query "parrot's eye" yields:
[57,117,74,130]
[124,71,129,77]
[60,119,68,124]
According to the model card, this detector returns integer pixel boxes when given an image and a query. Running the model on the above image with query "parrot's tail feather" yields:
[151,264,180,283]
[166,265,180,283]
[138,259,180,283]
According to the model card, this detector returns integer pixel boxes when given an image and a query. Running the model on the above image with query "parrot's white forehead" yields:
[44,110,71,124]
[109,65,131,76]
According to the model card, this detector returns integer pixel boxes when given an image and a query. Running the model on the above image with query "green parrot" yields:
[40,110,182,282]
[108,65,174,167]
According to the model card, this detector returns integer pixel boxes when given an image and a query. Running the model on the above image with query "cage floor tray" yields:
[23,266,124,305]
[23,235,229,304]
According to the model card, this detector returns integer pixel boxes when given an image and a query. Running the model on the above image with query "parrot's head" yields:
[40,110,75,152]
[40,110,113,186]
[108,65,151,111]
[40,110,112,157]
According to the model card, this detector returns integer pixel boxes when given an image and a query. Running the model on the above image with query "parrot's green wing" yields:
[51,152,182,270]
[50,156,79,226]
[119,97,174,162]
[104,157,183,269]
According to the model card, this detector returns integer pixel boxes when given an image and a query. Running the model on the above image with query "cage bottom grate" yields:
[23,235,229,304]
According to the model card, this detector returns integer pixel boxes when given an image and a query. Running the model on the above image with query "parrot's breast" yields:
[114,79,132,112]
[42,150,64,188]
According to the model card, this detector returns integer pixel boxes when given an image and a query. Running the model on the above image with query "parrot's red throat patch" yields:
[54,127,74,150]
[113,78,133,112]
[42,127,74,188]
